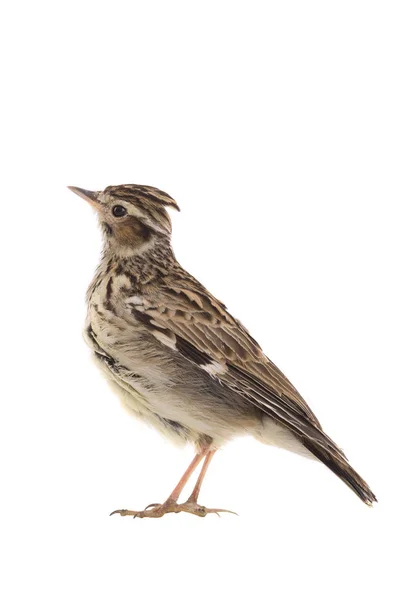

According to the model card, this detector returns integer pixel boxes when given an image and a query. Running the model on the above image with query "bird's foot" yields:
[110,500,178,519]
[110,499,237,519]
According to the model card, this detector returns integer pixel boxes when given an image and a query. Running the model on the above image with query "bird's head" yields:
[68,183,179,254]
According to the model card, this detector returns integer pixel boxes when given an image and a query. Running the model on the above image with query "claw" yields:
[110,509,139,517]
[177,502,238,518]
[144,503,162,511]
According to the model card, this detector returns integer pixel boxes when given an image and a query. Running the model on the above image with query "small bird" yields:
[69,183,376,518]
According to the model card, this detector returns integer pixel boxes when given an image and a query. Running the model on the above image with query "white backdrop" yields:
[1,2,399,599]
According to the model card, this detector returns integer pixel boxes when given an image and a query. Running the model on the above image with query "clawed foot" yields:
[110,500,237,519]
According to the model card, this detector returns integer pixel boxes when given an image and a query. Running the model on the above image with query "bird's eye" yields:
[112,205,127,217]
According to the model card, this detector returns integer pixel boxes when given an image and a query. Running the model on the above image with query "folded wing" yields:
[127,277,346,462]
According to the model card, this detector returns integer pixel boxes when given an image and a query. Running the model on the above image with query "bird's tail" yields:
[302,438,377,506]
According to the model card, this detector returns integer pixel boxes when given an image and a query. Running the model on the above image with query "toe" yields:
[110,509,139,517]
[176,502,238,517]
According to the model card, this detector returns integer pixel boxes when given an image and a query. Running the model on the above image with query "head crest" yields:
[104,184,180,212]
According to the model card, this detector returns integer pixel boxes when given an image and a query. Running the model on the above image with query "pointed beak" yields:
[68,186,101,210]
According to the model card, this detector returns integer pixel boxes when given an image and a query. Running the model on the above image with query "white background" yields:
[1,1,399,599]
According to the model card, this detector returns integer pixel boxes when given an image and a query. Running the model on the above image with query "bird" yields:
[68,183,377,518]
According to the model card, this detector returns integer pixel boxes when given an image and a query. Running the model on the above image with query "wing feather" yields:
[129,278,346,459]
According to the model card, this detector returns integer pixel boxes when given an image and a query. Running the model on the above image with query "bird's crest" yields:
[104,184,180,212]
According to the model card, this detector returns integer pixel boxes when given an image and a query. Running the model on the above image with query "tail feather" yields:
[303,439,377,505]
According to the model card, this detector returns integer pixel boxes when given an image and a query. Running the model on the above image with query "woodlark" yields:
[69,183,377,518]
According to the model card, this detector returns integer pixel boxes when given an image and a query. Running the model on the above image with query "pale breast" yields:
[84,274,184,440]
[83,265,262,447]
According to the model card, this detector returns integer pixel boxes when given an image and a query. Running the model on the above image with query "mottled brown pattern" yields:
[69,183,377,513]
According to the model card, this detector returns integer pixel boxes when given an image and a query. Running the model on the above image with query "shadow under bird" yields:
[69,183,377,517]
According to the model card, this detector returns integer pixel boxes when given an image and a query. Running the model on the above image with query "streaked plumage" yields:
[69,183,377,517]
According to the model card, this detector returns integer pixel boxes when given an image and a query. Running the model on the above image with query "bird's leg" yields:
[166,448,209,503]
[185,449,216,503]
[111,447,237,519]
[110,448,209,518]
[177,450,237,517]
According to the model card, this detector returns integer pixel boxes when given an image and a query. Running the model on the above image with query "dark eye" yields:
[112,205,127,217]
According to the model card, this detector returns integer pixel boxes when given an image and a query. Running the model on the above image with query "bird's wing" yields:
[127,276,345,459]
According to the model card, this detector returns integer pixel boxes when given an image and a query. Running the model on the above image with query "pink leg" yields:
[167,447,209,502]
[186,449,216,503]
[111,446,237,518]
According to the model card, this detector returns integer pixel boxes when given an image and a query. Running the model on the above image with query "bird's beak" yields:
[68,186,102,210]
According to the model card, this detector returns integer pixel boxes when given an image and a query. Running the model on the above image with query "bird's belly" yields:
[90,350,199,446]
[84,313,206,444]
[84,313,260,446]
